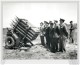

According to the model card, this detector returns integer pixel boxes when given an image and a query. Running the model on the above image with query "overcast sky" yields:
[3,2,77,28]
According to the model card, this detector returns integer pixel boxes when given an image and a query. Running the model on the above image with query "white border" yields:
[0,0,80,65]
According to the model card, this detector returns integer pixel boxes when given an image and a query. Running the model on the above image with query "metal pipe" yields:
[17,24,33,37]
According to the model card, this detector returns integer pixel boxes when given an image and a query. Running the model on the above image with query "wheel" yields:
[5,36,15,49]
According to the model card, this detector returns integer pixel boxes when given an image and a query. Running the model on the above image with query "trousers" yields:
[40,36,45,46]
[59,36,66,52]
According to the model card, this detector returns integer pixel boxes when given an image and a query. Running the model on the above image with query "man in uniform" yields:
[40,22,45,46]
[54,20,60,52]
[49,22,60,53]
[49,23,55,52]
[59,18,68,52]
[44,21,50,50]
[44,21,47,28]
[69,21,74,43]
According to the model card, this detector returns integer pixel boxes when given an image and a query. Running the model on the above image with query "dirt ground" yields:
[3,44,77,59]
[3,36,77,59]
[3,28,77,59]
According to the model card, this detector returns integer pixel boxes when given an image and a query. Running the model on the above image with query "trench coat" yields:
[59,23,68,52]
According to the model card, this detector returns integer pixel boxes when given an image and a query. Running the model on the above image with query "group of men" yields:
[40,18,69,53]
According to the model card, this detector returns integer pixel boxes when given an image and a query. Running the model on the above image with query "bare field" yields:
[3,43,77,59]
[3,27,77,59]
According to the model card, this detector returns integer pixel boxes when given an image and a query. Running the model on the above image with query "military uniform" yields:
[49,26,55,52]
[50,27,60,52]
[45,22,59,53]
[44,27,50,49]
[59,19,68,52]
[69,21,74,43]
[54,20,60,51]
[40,22,45,46]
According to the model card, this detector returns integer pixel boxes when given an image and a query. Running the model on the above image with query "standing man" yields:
[69,21,74,43]
[59,18,68,52]
[49,23,55,52]
[44,21,50,50]
[49,22,60,53]
[40,22,45,46]
[54,20,60,52]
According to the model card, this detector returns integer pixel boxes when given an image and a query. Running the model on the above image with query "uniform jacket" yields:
[59,23,68,37]
[44,27,49,37]
[47,26,60,38]
[40,25,45,36]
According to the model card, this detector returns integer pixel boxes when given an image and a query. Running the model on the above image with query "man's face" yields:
[40,23,43,26]
[54,22,56,24]
[70,22,73,24]
[44,21,46,24]
[47,23,49,26]
[60,21,63,24]
[50,24,53,28]
[45,23,49,27]
[49,21,52,24]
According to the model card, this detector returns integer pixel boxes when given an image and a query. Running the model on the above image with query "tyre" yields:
[5,36,15,49]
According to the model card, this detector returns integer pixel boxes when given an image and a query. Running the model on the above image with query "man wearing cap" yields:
[49,21,52,24]
[59,18,68,52]
[44,21,47,28]
[40,22,45,46]
[44,21,50,50]
[49,22,60,53]
[54,20,60,51]
[69,21,74,43]
[49,23,56,52]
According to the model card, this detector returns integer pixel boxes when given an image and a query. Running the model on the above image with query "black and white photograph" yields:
[2,1,78,61]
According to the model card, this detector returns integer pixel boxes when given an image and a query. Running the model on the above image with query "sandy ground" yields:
[3,28,77,59]
[3,35,77,59]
